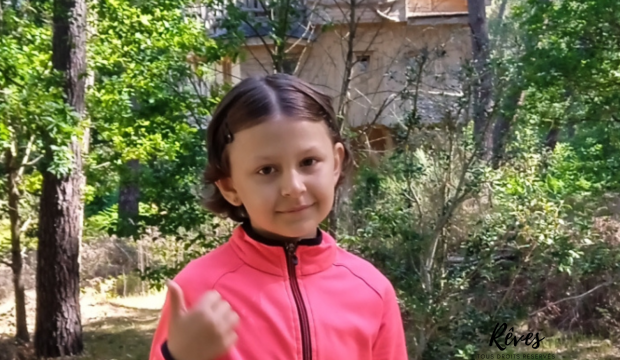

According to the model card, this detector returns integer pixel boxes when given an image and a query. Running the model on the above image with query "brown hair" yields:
[203,73,352,222]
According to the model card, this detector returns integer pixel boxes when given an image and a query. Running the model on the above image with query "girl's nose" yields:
[281,170,306,198]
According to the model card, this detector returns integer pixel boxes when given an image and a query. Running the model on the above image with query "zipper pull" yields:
[286,242,299,266]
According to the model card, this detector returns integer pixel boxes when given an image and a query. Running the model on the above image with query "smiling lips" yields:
[278,204,314,214]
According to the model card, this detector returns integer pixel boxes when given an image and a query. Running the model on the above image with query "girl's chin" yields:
[265,221,320,240]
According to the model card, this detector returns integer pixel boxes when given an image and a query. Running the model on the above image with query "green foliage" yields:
[512,0,620,142]
[85,0,230,239]
[2,0,620,357]
[343,122,620,359]
[137,129,210,235]
[0,4,81,177]
[88,0,217,163]
[515,0,620,121]
[84,204,119,240]
[338,27,620,353]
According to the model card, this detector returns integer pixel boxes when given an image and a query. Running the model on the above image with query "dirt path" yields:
[1,289,618,359]
[0,289,165,359]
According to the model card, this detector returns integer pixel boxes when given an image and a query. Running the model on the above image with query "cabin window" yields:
[356,54,370,72]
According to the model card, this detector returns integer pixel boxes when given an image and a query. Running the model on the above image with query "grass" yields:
[79,294,164,359]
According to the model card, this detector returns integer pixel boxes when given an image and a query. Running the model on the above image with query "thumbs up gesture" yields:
[166,280,240,360]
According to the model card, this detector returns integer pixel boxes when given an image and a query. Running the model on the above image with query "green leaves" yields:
[47,145,76,177]
[515,0,620,124]
[0,4,84,178]
[85,0,233,240]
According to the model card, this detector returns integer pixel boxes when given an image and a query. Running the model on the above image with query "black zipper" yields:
[285,242,312,360]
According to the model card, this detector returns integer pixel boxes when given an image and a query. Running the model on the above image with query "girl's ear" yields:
[333,142,345,182]
[216,178,243,206]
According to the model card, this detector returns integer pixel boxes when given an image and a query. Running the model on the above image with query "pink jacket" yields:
[150,223,408,360]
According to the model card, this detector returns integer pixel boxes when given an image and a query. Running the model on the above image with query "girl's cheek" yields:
[257,183,276,197]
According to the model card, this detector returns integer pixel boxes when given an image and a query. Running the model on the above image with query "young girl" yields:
[149,74,407,360]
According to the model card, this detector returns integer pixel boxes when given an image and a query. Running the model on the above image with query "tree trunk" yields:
[545,126,560,151]
[35,0,86,356]
[35,148,84,357]
[468,0,493,160]
[491,113,510,168]
[327,0,359,236]
[491,90,525,168]
[567,122,575,138]
[5,149,29,343]
[497,0,509,22]
[336,0,357,122]
[118,159,140,237]
[326,191,340,238]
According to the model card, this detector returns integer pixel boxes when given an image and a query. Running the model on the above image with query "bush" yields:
[338,120,620,358]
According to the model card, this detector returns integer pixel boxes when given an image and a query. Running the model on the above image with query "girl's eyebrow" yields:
[250,154,277,163]
[300,145,322,154]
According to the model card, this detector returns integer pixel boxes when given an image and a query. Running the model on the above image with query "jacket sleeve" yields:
[372,283,408,360]
[149,290,176,360]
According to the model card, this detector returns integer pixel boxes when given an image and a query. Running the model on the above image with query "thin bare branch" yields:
[309,34,340,70]
[243,42,273,74]
[240,18,276,73]
[336,0,360,119]
[308,80,338,92]
[405,181,424,219]
[9,137,18,169]
[357,33,409,128]
[286,0,320,54]
[207,64,245,83]
[332,0,349,21]
[17,135,36,178]
[292,29,316,75]
[186,76,212,109]
[91,161,111,170]
[374,8,398,21]
[19,216,33,235]
[256,0,271,14]
[495,242,539,315]
[425,131,479,275]
[529,279,615,317]
[276,0,294,72]
[286,23,313,54]
[349,89,404,99]
[24,154,43,167]
[164,77,209,129]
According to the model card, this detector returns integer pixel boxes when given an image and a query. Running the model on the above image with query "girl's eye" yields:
[301,158,317,167]
[258,167,275,175]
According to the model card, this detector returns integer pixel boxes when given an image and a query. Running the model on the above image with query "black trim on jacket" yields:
[241,221,322,247]
[161,341,175,360]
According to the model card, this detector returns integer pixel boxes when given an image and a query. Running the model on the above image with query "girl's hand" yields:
[166,280,240,360]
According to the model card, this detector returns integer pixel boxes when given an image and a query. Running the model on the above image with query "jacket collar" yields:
[229,222,337,277]
[240,221,323,246]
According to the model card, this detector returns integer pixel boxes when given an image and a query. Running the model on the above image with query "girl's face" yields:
[216,117,345,240]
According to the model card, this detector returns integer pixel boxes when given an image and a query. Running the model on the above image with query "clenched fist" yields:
[166,281,240,360]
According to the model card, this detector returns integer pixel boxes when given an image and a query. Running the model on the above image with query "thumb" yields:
[167,280,187,320]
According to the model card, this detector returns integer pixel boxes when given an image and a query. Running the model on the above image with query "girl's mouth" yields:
[278,204,314,213]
